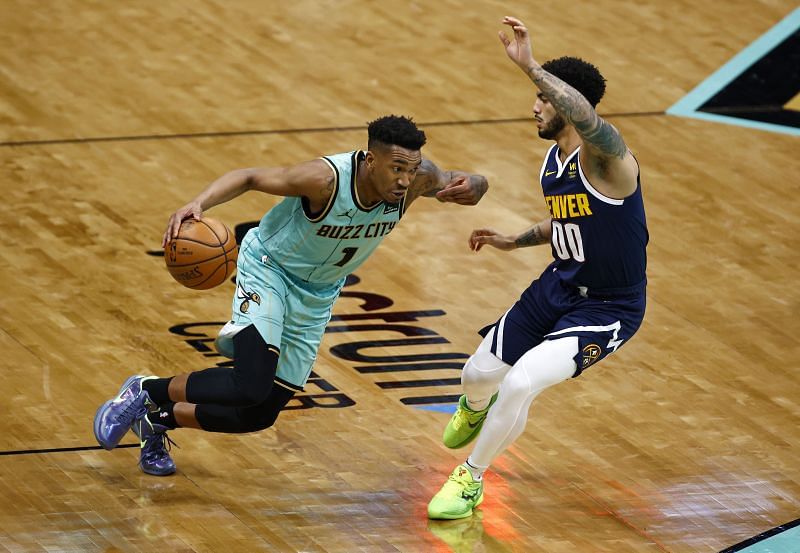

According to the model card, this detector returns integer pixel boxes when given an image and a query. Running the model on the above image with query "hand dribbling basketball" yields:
[164,217,238,290]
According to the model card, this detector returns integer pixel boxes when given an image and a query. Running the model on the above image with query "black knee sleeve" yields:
[185,325,280,406]
[195,385,296,433]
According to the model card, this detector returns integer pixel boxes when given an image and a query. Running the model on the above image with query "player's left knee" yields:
[462,351,509,389]
[239,385,295,431]
[245,407,283,432]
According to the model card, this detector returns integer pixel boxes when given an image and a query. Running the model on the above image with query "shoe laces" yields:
[444,466,480,493]
[116,395,148,424]
[451,408,470,431]
[142,431,178,461]
[452,404,485,431]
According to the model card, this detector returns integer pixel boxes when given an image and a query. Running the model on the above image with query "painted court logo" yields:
[582,343,601,368]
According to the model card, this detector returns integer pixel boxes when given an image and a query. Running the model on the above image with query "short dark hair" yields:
[367,115,427,151]
[542,56,607,107]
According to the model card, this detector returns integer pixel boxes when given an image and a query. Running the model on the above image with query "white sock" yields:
[465,458,486,481]
[466,396,491,411]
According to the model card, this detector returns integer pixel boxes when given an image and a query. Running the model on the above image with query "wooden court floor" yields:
[1,1,799,552]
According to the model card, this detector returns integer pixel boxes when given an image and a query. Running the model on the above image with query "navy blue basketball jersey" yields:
[539,144,648,293]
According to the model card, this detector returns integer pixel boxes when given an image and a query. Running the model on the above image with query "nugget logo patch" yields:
[582,343,601,367]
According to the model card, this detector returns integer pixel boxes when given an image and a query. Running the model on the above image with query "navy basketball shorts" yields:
[480,269,646,377]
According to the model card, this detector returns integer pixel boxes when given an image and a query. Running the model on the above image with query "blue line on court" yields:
[667,7,800,136]
[415,404,457,414]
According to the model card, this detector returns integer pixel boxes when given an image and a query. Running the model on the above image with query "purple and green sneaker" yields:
[132,416,176,476]
[93,375,156,450]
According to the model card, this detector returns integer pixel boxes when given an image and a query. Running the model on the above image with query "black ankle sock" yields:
[147,402,178,429]
[142,377,173,405]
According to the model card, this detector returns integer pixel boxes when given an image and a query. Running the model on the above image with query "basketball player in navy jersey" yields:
[428,16,648,519]
[93,115,488,476]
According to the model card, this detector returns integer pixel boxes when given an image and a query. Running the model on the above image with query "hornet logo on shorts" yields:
[237,285,261,314]
[582,344,601,368]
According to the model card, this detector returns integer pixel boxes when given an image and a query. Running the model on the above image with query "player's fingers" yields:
[163,223,175,248]
[448,175,469,187]
[171,218,183,242]
[503,16,523,27]
[498,31,509,46]
[436,185,467,200]
[438,177,468,193]
[437,189,469,203]
[435,187,454,198]
[444,181,472,195]
[475,235,492,249]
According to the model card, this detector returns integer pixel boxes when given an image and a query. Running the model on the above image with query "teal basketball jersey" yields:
[257,150,405,283]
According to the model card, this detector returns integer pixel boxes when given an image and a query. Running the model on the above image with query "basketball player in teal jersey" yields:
[427,17,648,519]
[93,115,488,476]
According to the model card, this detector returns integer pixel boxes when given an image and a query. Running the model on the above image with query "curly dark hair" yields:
[367,115,427,151]
[542,56,607,107]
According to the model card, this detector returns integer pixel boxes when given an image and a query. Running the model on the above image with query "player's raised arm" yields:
[406,158,488,207]
[499,16,627,161]
[163,159,334,247]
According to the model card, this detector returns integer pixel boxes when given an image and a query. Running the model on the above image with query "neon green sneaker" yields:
[427,464,484,520]
[442,393,498,449]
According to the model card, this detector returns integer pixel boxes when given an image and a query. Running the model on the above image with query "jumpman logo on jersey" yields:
[338,209,355,218]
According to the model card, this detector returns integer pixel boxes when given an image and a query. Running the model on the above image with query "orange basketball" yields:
[165,217,238,290]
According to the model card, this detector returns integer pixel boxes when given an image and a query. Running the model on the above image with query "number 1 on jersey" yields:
[333,247,358,267]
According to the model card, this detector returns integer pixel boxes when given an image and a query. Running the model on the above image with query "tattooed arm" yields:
[498,16,627,159]
[469,217,552,252]
[406,158,488,208]
[498,16,638,196]
[527,70,627,159]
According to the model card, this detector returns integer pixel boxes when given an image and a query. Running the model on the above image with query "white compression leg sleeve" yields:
[468,336,579,470]
[461,328,512,411]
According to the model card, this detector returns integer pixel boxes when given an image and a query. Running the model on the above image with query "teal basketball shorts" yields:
[215,229,344,391]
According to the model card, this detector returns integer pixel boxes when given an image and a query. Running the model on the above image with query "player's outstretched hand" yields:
[498,16,536,70]
[436,175,488,205]
[469,228,516,252]
[163,202,203,248]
